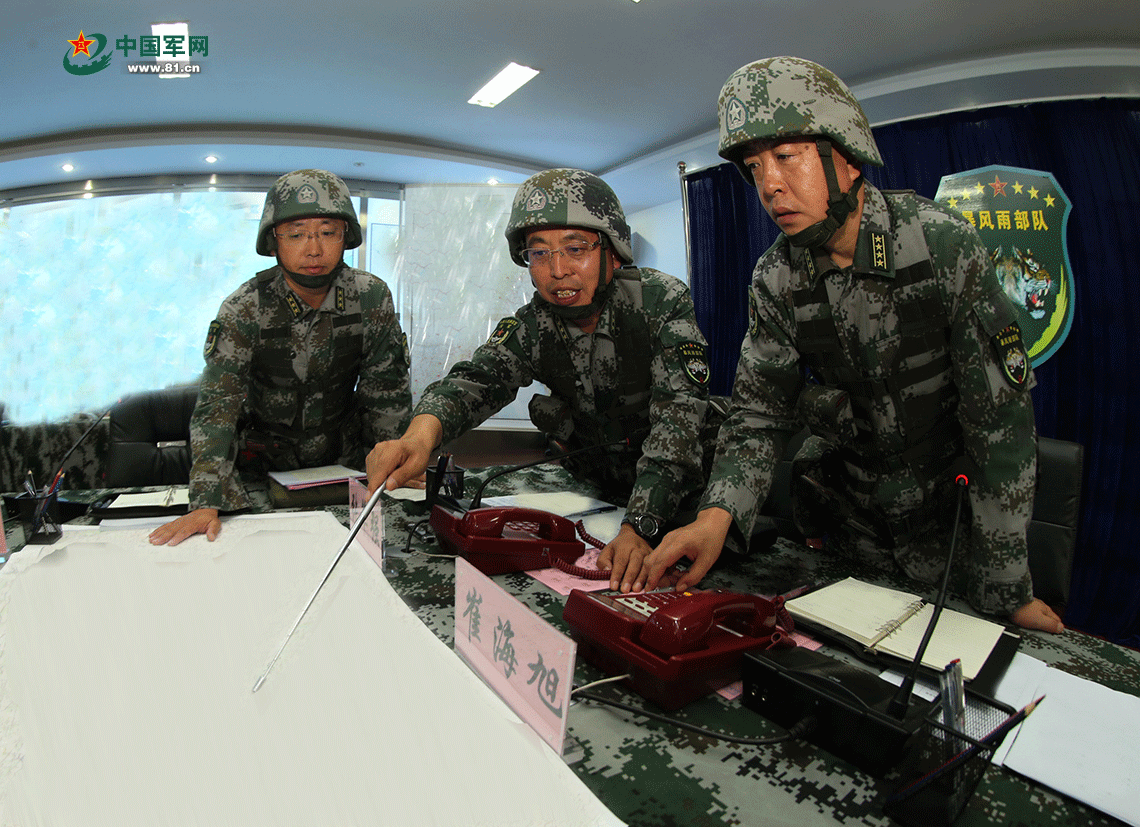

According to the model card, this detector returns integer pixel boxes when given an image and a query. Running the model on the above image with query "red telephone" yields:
[430,502,587,576]
[563,588,795,710]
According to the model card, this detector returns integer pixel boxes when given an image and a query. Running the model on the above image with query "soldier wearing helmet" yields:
[638,59,1062,634]
[151,170,411,546]
[366,169,723,585]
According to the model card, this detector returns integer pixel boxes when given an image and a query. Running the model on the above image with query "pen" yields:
[779,582,823,602]
[940,659,965,732]
[564,505,618,519]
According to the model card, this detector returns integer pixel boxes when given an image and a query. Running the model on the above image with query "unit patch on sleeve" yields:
[488,317,520,346]
[204,320,221,359]
[993,323,1029,388]
[679,342,710,386]
[748,290,760,340]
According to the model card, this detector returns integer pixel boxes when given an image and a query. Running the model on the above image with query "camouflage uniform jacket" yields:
[415,268,713,520]
[189,265,411,510]
[703,184,1036,614]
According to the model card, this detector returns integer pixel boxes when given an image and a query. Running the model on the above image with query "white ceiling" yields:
[3,0,1140,213]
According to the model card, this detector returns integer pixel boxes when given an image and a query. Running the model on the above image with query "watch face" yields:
[634,515,660,539]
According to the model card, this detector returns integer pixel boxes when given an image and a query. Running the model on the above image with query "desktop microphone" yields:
[740,455,980,776]
[887,457,972,719]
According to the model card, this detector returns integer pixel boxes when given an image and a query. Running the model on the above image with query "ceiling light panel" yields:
[468,62,540,108]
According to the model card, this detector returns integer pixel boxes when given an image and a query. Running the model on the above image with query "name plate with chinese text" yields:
[454,557,576,754]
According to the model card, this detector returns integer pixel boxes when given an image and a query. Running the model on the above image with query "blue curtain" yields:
[686,98,1140,647]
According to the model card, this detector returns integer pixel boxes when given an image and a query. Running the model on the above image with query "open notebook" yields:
[786,577,1008,681]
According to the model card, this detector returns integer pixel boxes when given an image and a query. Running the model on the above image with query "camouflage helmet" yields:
[255,169,363,255]
[505,169,633,266]
[717,56,883,180]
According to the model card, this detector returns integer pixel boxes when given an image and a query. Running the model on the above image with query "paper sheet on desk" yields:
[0,512,625,827]
[992,656,1140,826]
[266,464,364,489]
[104,489,190,508]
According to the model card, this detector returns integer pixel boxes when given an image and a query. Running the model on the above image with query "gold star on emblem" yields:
[1028,186,1040,199]
[1013,182,1024,194]
[68,31,95,57]
[1045,194,1056,207]
[947,196,959,208]
[961,189,971,200]
[974,183,985,194]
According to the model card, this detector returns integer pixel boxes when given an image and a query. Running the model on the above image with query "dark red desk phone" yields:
[430,502,588,576]
[563,588,794,710]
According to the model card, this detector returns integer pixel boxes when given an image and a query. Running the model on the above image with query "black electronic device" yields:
[741,646,934,776]
[742,459,981,775]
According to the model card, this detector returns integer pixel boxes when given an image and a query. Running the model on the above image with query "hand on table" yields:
[148,508,221,546]
[1011,597,1065,634]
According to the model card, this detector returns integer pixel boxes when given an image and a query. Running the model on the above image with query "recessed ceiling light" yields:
[486,177,500,186]
[84,180,93,191]
[82,193,93,199]
[61,163,75,172]
[468,62,539,108]
[204,154,218,164]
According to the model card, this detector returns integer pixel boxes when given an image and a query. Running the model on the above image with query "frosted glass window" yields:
[0,189,370,424]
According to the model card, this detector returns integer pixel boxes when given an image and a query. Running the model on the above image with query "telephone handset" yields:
[430,503,588,576]
[563,588,795,710]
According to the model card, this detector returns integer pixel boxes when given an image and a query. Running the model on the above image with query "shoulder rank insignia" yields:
[335,285,346,313]
[993,323,1029,387]
[748,289,760,340]
[204,320,221,359]
[284,291,304,319]
[488,317,520,346]
[679,342,710,386]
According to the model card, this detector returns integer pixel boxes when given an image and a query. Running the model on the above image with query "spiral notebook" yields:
[786,577,1007,681]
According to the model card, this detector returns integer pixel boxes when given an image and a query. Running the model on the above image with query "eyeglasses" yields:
[274,227,345,246]
[521,240,602,268]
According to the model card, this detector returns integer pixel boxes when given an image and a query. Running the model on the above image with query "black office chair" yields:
[1027,436,1084,617]
[105,384,199,488]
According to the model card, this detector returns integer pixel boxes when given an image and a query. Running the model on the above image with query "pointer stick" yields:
[253,485,386,693]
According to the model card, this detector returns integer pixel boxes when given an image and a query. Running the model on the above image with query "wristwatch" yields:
[623,514,662,542]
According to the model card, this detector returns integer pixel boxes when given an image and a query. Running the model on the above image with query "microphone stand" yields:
[887,467,971,719]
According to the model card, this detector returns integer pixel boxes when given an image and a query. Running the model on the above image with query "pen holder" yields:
[883,696,1014,826]
[425,463,465,506]
[13,491,63,545]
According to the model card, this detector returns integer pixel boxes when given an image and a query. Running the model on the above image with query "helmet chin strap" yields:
[279,260,344,290]
[786,138,863,250]
[534,237,617,321]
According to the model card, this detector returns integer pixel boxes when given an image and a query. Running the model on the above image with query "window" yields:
[0,177,393,424]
